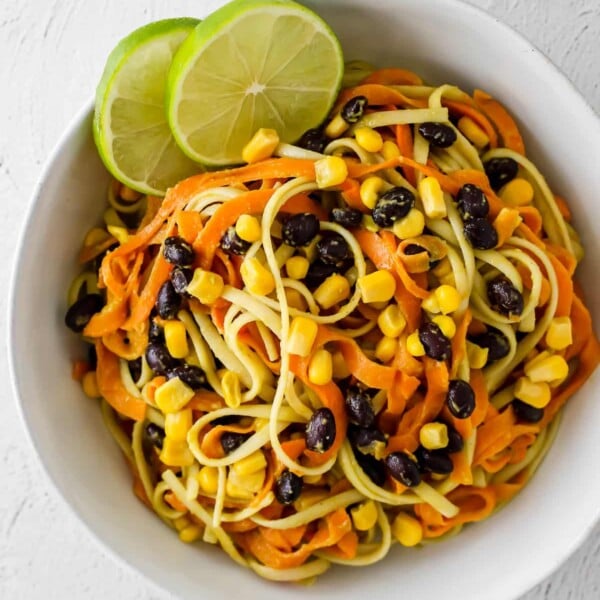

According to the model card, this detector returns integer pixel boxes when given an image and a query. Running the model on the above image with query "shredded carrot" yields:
[443,98,499,148]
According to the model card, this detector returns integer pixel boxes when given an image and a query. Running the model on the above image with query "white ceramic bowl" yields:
[9,1,600,598]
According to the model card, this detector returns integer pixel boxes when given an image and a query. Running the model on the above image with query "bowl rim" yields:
[8,0,600,598]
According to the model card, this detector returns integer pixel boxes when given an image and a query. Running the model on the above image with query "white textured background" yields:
[1,1,599,598]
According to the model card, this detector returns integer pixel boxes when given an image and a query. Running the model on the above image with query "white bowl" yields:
[9,0,600,598]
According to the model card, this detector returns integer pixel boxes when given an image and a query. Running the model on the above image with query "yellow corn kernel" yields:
[314,274,351,309]
[293,489,329,512]
[466,341,489,369]
[377,304,406,338]
[285,255,310,280]
[82,371,100,398]
[432,315,456,339]
[382,140,401,160]
[392,208,425,239]
[179,525,202,543]
[106,225,129,245]
[231,450,267,477]
[197,467,220,495]
[355,127,383,153]
[524,353,569,384]
[375,336,398,363]
[392,513,423,547]
[240,257,276,296]
[242,128,280,164]
[187,269,224,305]
[155,377,195,413]
[173,516,191,531]
[419,176,446,219]
[221,370,242,408]
[314,156,348,189]
[458,116,490,149]
[432,258,452,279]
[285,288,308,311]
[332,351,351,378]
[165,408,193,442]
[406,332,425,357]
[419,422,449,450]
[235,214,262,243]
[351,500,379,531]
[514,377,551,409]
[324,113,349,138]
[288,316,319,357]
[434,284,461,315]
[308,349,333,386]
[421,293,441,314]
[359,176,385,209]
[499,178,534,207]
[357,270,396,303]
[164,320,189,359]
[546,316,573,350]
[160,437,194,467]
[227,469,265,499]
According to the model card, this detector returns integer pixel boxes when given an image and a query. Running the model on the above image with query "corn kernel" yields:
[375,336,398,363]
[165,408,193,442]
[314,156,348,189]
[546,316,573,350]
[499,178,534,207]
[227,468,265,499]
[419,422,449,450]
[355,127,383,153]
[231,450,267,477]
[524,353,569,383]
[179,525,202,543]
[392,208,425,239]
[382,140,401,160]
[377,304,407,338]
[457,116,489,149]
[351,500,378,531]
[107,225,129,245]
[324,114,349,138]
[197,467,220,495]
[173,516,191,531]
[392,513,423,547]
[285,256,310,280]
[314,274,351,309]
[240,257,275,296]
[514,377,551,409]
[493,207,522,239]
[235,214,262,243]
[242,128,280,164]
[432,315,456,339]
[466,341,489,369]
[359,176,385,209]
[432,258,452,279]
[332,351,351,378]
[288,316,319,357]
[160,437,194,467]
[308,349,333,386]
[187,269,224,305]
[422,294,441,314]
[164,320,189,359]
[285,288,308,311]
[221,370,242,408]
[155,377,195,413]
[357,270,396,303]
[82,371,100,398]
[419,176,446,219]
[434,284,461,315]
[406,332,426,357]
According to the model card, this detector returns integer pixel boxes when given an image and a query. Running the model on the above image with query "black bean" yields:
[297,128,328,153]
[282,213,320,247]
[372,187,415,227]
[385,452,421,487]
[419,322,452,361]
[274,469,303,505]
[145,343,179,376]
[341,95,368,124]
[317,234,351,268]
[445,423,464,453]
[128,358,142,382]
[149,320,164,343]
[144,423,165,450]
[220,226,251,255]
[463,217,498,250]
[354,450,386,486]
[487,275,524,316]
[221,432,251,454]
[404,243,427,255]
[457,184,489,219]
[469,328,510,363]
[212,415,240,426]
[155,280,181,320]
[304,260,338,288]
[446,379,476,419]
[163,236,194,267]
[418,122,457,148]
[305,407,336,453]
[65,293,104,333]
[415,447,454,475]
[345,388,375,428]
[170,267,193,295]
[167,364,207,390]
[330,207,363,228]
[512,399,544,423]
[347,425,387,454]
[484,157,519,191]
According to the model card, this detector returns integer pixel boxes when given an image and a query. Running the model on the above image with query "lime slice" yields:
[94,18,203,195]
[166,0,344,166]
